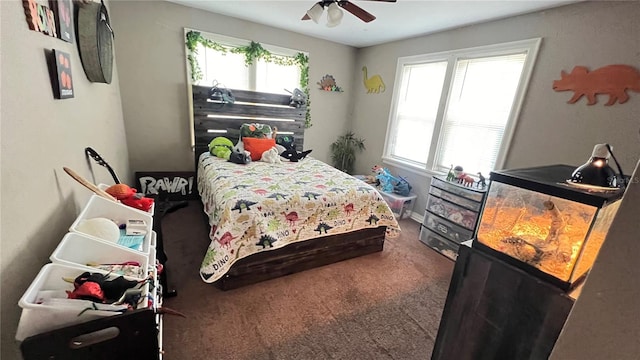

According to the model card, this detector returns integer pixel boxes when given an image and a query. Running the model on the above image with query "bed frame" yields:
[192,85,387,290]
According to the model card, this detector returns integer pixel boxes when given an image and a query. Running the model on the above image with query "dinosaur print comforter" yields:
[197,153,399,283]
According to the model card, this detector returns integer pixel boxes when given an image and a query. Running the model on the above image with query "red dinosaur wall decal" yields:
[552,65,640,106]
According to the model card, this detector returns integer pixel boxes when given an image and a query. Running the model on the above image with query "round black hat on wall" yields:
[77,1,114,84]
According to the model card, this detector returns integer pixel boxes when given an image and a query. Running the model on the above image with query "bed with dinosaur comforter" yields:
[197,152,399,287]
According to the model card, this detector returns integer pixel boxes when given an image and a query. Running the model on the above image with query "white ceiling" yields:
[166,0,580,48]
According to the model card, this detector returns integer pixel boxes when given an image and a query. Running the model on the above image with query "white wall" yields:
[0,1,130,358]
[109,1,357,172]
[351,1,640,220]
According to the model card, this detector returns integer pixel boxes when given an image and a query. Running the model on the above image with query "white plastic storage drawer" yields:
[419,226,459,261]
[50,232,150,280]
[429,186,482,212]
[423,211,474,245]
[426,195,478,230]
[16,263,149,341]
[69,195,153,255]
[431,177,485,202]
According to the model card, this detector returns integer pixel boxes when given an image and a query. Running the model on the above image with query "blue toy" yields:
[372,165,400,193]
[372,165,413,196]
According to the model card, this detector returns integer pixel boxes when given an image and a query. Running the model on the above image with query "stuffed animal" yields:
[106,184,154,212]
[209,137,234,160]
[372,165,400,193]
[276,135,312,162]
[260,147,282,164]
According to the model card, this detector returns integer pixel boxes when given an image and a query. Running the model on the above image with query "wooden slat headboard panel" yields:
[192,85,306,164]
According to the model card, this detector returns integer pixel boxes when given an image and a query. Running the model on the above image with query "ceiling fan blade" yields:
[340,1,376,23]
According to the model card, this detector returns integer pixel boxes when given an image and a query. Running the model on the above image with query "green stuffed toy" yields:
[209,137,234,160]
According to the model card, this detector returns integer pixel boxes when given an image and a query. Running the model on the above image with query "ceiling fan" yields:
[302,0,397,25]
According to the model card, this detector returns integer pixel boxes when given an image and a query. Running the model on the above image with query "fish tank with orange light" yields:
[473,165,623,291]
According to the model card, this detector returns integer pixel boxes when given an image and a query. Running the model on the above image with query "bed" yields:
[192,85,399,290]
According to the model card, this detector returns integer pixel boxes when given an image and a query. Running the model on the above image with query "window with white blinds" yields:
[384,39,541,176]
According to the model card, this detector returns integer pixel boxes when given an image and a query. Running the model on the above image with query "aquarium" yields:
[474,165,623,290]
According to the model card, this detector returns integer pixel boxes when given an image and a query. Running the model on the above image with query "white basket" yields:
[69,195,153,255]
[97,183,155,216]
[16,263,149,341]
[50,232,150,280]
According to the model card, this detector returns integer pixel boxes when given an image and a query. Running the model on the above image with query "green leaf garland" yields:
[185,31,312,128]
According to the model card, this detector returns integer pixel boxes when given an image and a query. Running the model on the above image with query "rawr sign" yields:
[135,172,198,200]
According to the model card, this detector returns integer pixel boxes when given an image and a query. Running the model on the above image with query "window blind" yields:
[389,61,447,166]
[435,53,527,174]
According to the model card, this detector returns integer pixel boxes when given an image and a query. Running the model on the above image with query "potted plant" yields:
[330,132,366,174]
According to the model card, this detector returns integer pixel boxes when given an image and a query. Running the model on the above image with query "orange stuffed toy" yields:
[105,184,154,212]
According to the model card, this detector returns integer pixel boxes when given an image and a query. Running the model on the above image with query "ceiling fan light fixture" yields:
[306,3,324,24]
[326,2,343,27]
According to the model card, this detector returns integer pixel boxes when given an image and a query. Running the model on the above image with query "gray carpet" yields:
[160,201,454,360]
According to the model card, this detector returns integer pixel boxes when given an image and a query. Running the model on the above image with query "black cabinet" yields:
[431,243,574,360]
[419,176,487,260]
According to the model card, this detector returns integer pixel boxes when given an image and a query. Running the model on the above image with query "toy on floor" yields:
[372,165,413,195]
[372,165,400,193]
[106,184,154,212]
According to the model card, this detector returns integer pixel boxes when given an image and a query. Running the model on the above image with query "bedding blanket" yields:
[197,152,400,283]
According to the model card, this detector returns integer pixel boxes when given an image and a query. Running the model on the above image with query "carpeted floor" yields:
[160,201,454,360]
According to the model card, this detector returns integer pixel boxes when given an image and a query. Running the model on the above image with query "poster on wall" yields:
[48,49,74,99]
[135,171,198,200]
[22,0,57,37]
[51,0,74,43]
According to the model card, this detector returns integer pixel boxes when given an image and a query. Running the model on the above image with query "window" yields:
[190,32,301,95]
[384,39,541,176]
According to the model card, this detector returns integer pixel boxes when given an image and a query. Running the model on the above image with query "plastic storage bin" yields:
[378,191,417,219]
[98,183,155,216]
[50,232,150,280]
[16,263,149,341]
[69,195,153,254]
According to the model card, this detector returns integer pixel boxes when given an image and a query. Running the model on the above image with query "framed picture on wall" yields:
[51,0,74,43]
[51,49,74,99]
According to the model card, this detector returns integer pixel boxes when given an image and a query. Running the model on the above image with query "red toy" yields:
[106,184,154,212]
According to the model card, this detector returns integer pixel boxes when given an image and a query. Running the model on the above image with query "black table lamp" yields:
[569,143,620,189]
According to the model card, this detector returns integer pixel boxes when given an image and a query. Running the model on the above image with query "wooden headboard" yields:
[192,85,306,166]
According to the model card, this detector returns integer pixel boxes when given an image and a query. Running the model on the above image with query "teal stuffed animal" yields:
[209,137,233,160]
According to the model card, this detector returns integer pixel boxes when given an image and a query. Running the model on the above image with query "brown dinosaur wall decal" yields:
[552,64,640,106]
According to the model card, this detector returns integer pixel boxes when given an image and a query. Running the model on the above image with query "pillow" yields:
[243,137,276,161]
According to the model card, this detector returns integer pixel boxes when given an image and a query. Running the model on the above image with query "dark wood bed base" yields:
[215,226,387,290]
[192,85,387,290]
